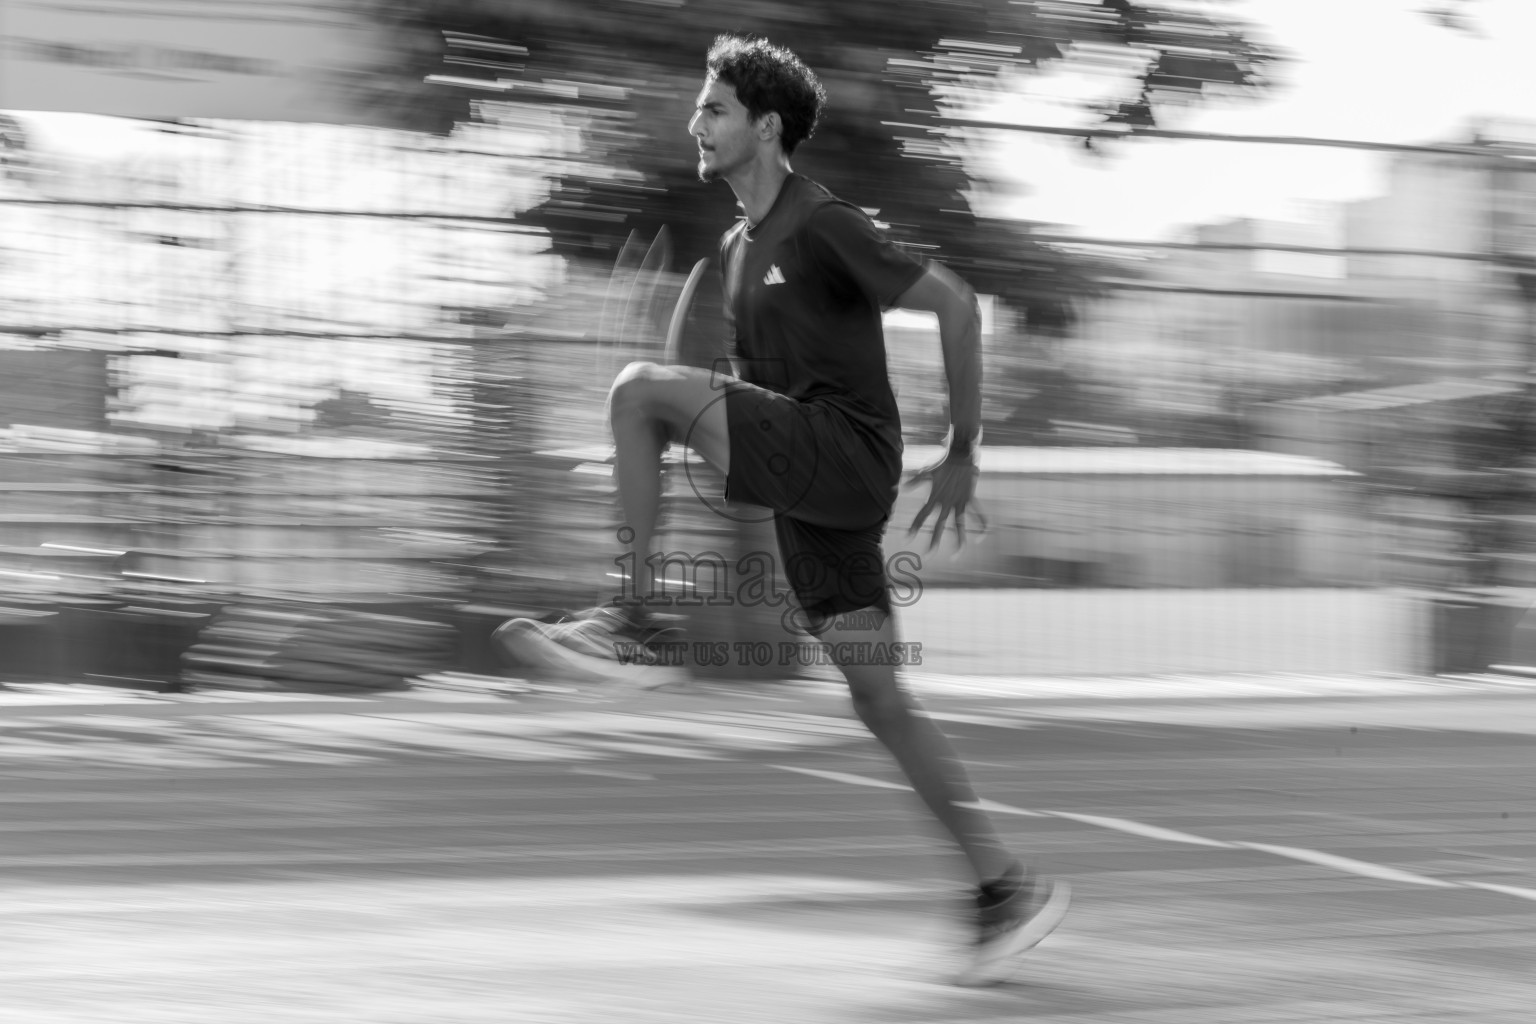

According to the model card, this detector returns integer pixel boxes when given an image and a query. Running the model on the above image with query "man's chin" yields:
[697,159,720,183]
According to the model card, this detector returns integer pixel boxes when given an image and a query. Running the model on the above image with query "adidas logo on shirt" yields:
[762,264,786,286]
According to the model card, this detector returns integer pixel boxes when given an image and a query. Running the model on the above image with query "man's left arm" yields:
[894,262,987,548]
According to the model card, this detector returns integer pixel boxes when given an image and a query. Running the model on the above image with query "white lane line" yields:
[1456,881,1536,902]
[1047,811,1236,849]
[956,797,1045,818]
[774,765,1497,895]
[1233,842,1459,887]
[774,765,913,792]
[919,710,1029,728]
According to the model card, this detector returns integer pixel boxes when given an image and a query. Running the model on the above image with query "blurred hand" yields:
[905,450,988,551]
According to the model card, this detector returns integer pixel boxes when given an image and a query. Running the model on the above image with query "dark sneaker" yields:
[494,606,687,687]
[953,870,1071,987]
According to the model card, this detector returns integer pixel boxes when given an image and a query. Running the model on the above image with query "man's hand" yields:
[905,450,988,551]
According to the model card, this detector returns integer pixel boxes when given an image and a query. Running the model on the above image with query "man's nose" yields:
[688,112,704,138]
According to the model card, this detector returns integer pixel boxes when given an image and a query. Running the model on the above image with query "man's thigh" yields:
[722,386,892,530]
[612,361,731,473]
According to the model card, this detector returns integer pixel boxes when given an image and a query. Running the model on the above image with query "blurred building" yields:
[1251,122,1536,470]
[1068,211,1380,446]
[1255,378,1517,477]
[1344,119,1536,377]
[890,446,1369,589]
[1250,123,1536,592]
[1251,378,1524,590]
[1070,123,1536,434]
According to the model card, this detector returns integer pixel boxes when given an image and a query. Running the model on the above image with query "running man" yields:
[500,34,1068,985]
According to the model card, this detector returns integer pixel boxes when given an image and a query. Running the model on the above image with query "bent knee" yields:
[611,359,660,395]
[608,362,658,420]
[609,361,682,412]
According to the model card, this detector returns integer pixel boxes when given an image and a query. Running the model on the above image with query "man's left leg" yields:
[493,361,731,678]
[815,607,1069,984]
[814,609,1015,883]
[605,360,731,607]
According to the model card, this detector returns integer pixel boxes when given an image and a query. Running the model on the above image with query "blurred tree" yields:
[355,0,1281,330]
[1419,1,1481,35]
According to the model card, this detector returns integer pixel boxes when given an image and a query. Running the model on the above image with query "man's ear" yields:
[758,111,781,143]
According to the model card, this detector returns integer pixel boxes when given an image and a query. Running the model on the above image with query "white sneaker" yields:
[953,873,1070,987]
[494,607,688,689]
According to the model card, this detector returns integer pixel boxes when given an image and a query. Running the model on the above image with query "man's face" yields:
[688,78,762,182]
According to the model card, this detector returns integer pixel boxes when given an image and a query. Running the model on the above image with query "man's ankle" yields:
[978,860,1027,901]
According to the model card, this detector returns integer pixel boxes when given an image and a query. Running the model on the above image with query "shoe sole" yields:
[493,618,689,689]
[953,880,1071,988]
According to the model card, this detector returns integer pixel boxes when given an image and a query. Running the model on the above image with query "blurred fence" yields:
[0,118,631,687]
[2,114,1536,683]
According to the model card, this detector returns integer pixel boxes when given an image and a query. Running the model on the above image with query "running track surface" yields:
[2,672,1534,1021]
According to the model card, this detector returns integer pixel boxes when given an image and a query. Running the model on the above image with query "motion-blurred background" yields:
[1,0,1533,687]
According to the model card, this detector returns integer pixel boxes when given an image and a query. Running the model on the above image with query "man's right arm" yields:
[893,262,983,460]
[891,261,988,548]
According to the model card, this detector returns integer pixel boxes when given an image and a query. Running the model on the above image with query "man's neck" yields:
[726,157,793,228]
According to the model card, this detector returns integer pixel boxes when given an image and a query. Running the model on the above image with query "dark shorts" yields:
[722,382,899,621]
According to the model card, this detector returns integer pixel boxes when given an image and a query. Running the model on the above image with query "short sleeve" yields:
[718,230,747,363]
[806,203,927,310]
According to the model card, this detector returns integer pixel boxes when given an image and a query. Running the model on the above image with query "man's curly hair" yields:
[705,35,826,155]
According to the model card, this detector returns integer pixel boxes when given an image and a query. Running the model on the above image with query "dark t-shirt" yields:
[719,174,925,487]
